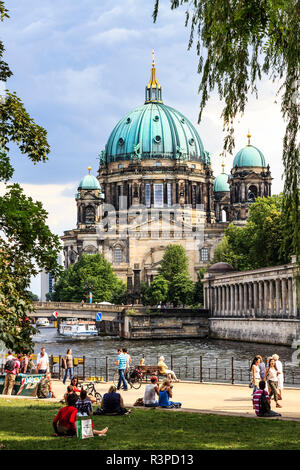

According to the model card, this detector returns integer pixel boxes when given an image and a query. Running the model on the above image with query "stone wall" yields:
[123,312,209,340]
[209,318,300,346]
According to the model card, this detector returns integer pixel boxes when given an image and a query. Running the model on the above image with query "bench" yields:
[137,365,168,381]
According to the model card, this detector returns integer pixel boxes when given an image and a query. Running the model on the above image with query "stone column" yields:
[275,279,281,316]
[269,280,274,317]
[235,285,239,316]
[230,285,234,316]
[239,284,244,317]
[258,281,263,316]
[264,280,269,316]
[281,278,287,317]
[253,281,258,316]
[226,286,230,316]
[288,277,294,317]
[222,286,227,316]
[248,282,253,317]
[214,287,218,316]
[243,283,248,316]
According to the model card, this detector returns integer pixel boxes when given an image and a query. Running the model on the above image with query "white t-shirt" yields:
[37,352,49,364]
[144,384,158,405]
[38,355,49,371]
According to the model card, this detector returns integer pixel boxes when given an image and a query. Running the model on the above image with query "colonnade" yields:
[203,260,299,319]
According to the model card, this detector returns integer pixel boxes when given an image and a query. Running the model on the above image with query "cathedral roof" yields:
[233,133,266,168]
[78,167,101,190]
[213,164,230,192]
[103,52,209,165]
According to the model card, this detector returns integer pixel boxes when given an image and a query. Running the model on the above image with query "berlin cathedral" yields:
[62,53,272,290]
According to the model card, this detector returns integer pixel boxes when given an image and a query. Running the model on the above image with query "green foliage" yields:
[159,244,189,281]
[193,268,206,306]
[0,4,61,352]
[52,253,126,304]
[153,0,300,262]
[211,194,294,270]
[168,272,195,307]
[25,291,39,302]
[142,275,169,306]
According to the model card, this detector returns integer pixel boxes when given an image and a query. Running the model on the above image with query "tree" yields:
[159,244,189,281]
[25,291,39,302]
[193,268,206,306]
[0,3,61,352]
[153,0,300,262]
[143,275,169,306]
[211,194,294,270]
[168,272,194,307]
[52,254,126,304]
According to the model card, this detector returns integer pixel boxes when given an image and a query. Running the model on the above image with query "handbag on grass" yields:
[76,419,94,439]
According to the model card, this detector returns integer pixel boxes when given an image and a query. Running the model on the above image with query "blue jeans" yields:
[63,367,74,384]
[117,369,128,391]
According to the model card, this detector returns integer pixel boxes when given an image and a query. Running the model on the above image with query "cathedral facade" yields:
[61,55,272,290]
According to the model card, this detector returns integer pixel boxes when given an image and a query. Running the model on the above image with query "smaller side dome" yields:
[207,262,235,273]
[78,167,101,190]
[233,145,266,168]
[213,173,230,192]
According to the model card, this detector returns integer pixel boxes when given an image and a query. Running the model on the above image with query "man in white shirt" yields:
[37,347,49,374]
[272,354,283,400]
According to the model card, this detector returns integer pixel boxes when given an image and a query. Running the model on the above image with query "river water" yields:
[33,327,299,385]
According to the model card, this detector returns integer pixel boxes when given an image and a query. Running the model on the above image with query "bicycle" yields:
[80,381,103,403]
[113,367,143,390]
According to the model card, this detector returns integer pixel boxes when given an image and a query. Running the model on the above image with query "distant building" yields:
[40,254,63,301]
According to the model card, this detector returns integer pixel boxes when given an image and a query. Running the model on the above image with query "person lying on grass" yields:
[53,394,108,437]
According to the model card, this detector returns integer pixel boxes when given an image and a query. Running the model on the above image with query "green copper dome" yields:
[233,144,266,168]
[78,169,101,190]
[213,172,230,192]
[102,55,209,165]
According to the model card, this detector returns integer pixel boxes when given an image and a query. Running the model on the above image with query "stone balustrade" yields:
[203,256,299,319]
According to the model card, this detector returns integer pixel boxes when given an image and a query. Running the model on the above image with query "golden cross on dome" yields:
[152,49,155,67]
[88,166,92,174]
[247,130,251,146]
[221,162,225,174]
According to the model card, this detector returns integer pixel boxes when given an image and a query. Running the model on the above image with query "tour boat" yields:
[59,319,98,338]
[36,318,51,327]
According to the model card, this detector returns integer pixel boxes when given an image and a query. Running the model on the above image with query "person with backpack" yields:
[253,380,281,417]
[2,354,21,395]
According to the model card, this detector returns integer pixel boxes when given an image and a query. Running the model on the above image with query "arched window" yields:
[85,205,95,224]
[248,185,258,203]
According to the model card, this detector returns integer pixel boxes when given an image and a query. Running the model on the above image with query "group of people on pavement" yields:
[250,353,284,417]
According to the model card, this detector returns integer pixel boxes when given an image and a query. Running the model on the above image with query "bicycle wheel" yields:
[130,378,142,390]
[113,371,120,388]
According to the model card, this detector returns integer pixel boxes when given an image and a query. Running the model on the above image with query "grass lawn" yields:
[0,398,300,450]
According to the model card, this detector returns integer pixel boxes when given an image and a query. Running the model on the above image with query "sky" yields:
[1,0,286,295]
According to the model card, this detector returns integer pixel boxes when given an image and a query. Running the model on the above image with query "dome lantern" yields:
[145,49,162,103]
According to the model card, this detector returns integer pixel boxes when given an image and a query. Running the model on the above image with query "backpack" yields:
[4,359,15,372]
[36,378,50,398]
[259,390,271,415]
[133,397,144,407]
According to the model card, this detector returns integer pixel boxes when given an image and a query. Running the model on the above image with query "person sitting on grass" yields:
[70,377,81,394]
[62,385,79,405]
[75,389,93,417]
[100,385,131,415]
[158,379,182,408]
[143,376,159,407]
[53,394,108,437]
[37,372,57,399]
[253,380,281,418]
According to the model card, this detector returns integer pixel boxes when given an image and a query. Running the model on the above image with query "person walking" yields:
[264,358,282,408]
[122,348,132,381]
[2,354,21,395]
[63,349,74,385]
[36,347,49,374]
[115,348,128,391]
[272,354,283,400]
[250,357,261,393]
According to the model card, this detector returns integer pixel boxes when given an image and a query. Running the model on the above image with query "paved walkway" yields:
[48,380,300,422]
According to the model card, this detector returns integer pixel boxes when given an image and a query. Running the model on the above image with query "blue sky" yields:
[0,0,285,295]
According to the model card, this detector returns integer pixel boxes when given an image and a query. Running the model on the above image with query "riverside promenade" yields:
[32,380,300,422]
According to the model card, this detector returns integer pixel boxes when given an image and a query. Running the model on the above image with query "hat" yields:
[150,376,158,383]
[159,356,164,361]
[272,354,279,360]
